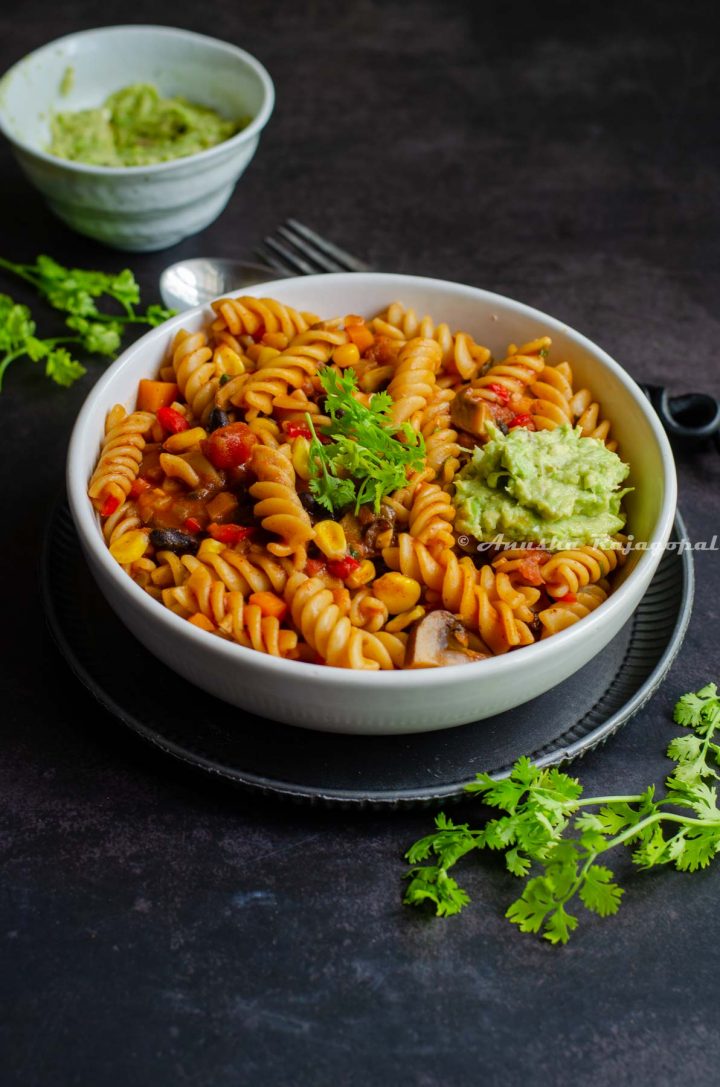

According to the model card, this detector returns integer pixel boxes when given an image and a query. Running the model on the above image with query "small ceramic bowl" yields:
[0,25,274,251]
[67,273,677,734]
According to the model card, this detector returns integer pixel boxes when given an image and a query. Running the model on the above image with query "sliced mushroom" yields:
[405,610,491,668]
[450,387,492,439]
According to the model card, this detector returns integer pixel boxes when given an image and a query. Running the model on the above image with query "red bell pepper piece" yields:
[327,556,361,580]
[283,420,313,440]
[509,413,534,429]
[208,523,255,546]
[100,495,120,517]
[485,382,510,404]
[157,406,189,434]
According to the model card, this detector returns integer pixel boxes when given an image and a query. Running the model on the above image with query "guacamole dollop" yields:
[49,83,244,167]
[453,423,631,548]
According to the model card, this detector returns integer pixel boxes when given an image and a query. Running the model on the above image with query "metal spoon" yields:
[159,258,288,312]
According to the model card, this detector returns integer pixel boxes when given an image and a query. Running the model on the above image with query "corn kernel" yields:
[333,342,361,368]
[109,529,149,565]
[198,538,225,557]
[385,605,425,633]
[345,559,376,588]
[163,427,207,453]
[291,436,311,480]
[373,572,422,613]
[314,520,347,561]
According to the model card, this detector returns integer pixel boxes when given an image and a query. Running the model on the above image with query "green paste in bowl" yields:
[49,83,245,167]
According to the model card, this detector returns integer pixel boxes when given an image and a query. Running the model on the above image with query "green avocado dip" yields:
[49,83,244,167]
[453,423,631,548]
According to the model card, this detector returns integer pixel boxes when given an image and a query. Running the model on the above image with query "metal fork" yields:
[254,218,372,276]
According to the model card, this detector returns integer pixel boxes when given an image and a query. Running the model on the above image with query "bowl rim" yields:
[66,271,678,689]
[0,24,275,176]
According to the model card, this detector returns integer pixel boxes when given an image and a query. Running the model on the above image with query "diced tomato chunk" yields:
[184,517,202,534]
[305,558,327,576]
[327,556,362,579]
[559,592,577,604]
[157,406,189,434]
[204,422,258,469]
[208,523,255,546]
[100,495,120,517]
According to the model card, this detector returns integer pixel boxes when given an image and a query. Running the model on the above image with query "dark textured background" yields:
[2,2,720,1084]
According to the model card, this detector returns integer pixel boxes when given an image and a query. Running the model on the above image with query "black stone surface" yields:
[2,2,720,1084]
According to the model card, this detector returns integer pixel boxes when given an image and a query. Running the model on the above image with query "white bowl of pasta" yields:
[67,273,677,734]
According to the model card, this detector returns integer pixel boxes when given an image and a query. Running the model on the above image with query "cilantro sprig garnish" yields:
[306,367,425,514]
[0,293,87,390]
[0,255,174,391]
[404,683,720,944]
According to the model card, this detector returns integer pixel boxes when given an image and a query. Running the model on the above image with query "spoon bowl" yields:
[160,257,287,311]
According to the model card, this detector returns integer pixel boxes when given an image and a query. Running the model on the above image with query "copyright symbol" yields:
[457,535,470,546]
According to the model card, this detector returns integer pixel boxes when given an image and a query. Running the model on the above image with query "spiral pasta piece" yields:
[102,499,143,545]
[348,587,389,632]
[539,583,608,635]
[211,296,318,341]
[284,572,398,669]
[88,406,155,509]
[169,329,219,423]
[387,338,441,427]
[249,445,315,564]
[419,388,461,481]
[408,481,456,549]
[236,341,329,417]
[529,362,574,430]
[373,302,491,380]
[571,387,617,450]
[540,545,623,598]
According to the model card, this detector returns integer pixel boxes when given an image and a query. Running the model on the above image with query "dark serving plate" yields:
[43,501,694,807]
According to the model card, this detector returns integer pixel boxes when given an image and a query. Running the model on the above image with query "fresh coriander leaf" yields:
[305,370,425,514]
[543,904,579,945]
[404,868,471,917]
[45,348,86,387]
[578,864,623,916]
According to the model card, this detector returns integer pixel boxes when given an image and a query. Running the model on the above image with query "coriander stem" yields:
[0,348,24,390]
[574,796,646,807]
[0,257,38,287]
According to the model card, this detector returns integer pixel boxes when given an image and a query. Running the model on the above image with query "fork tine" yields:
[285,218,371,272]
[275,225,346,274]
[252,244,298,277]
[261,236,320,276]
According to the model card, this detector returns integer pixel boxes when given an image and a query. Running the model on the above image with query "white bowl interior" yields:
[0,25,268,152]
